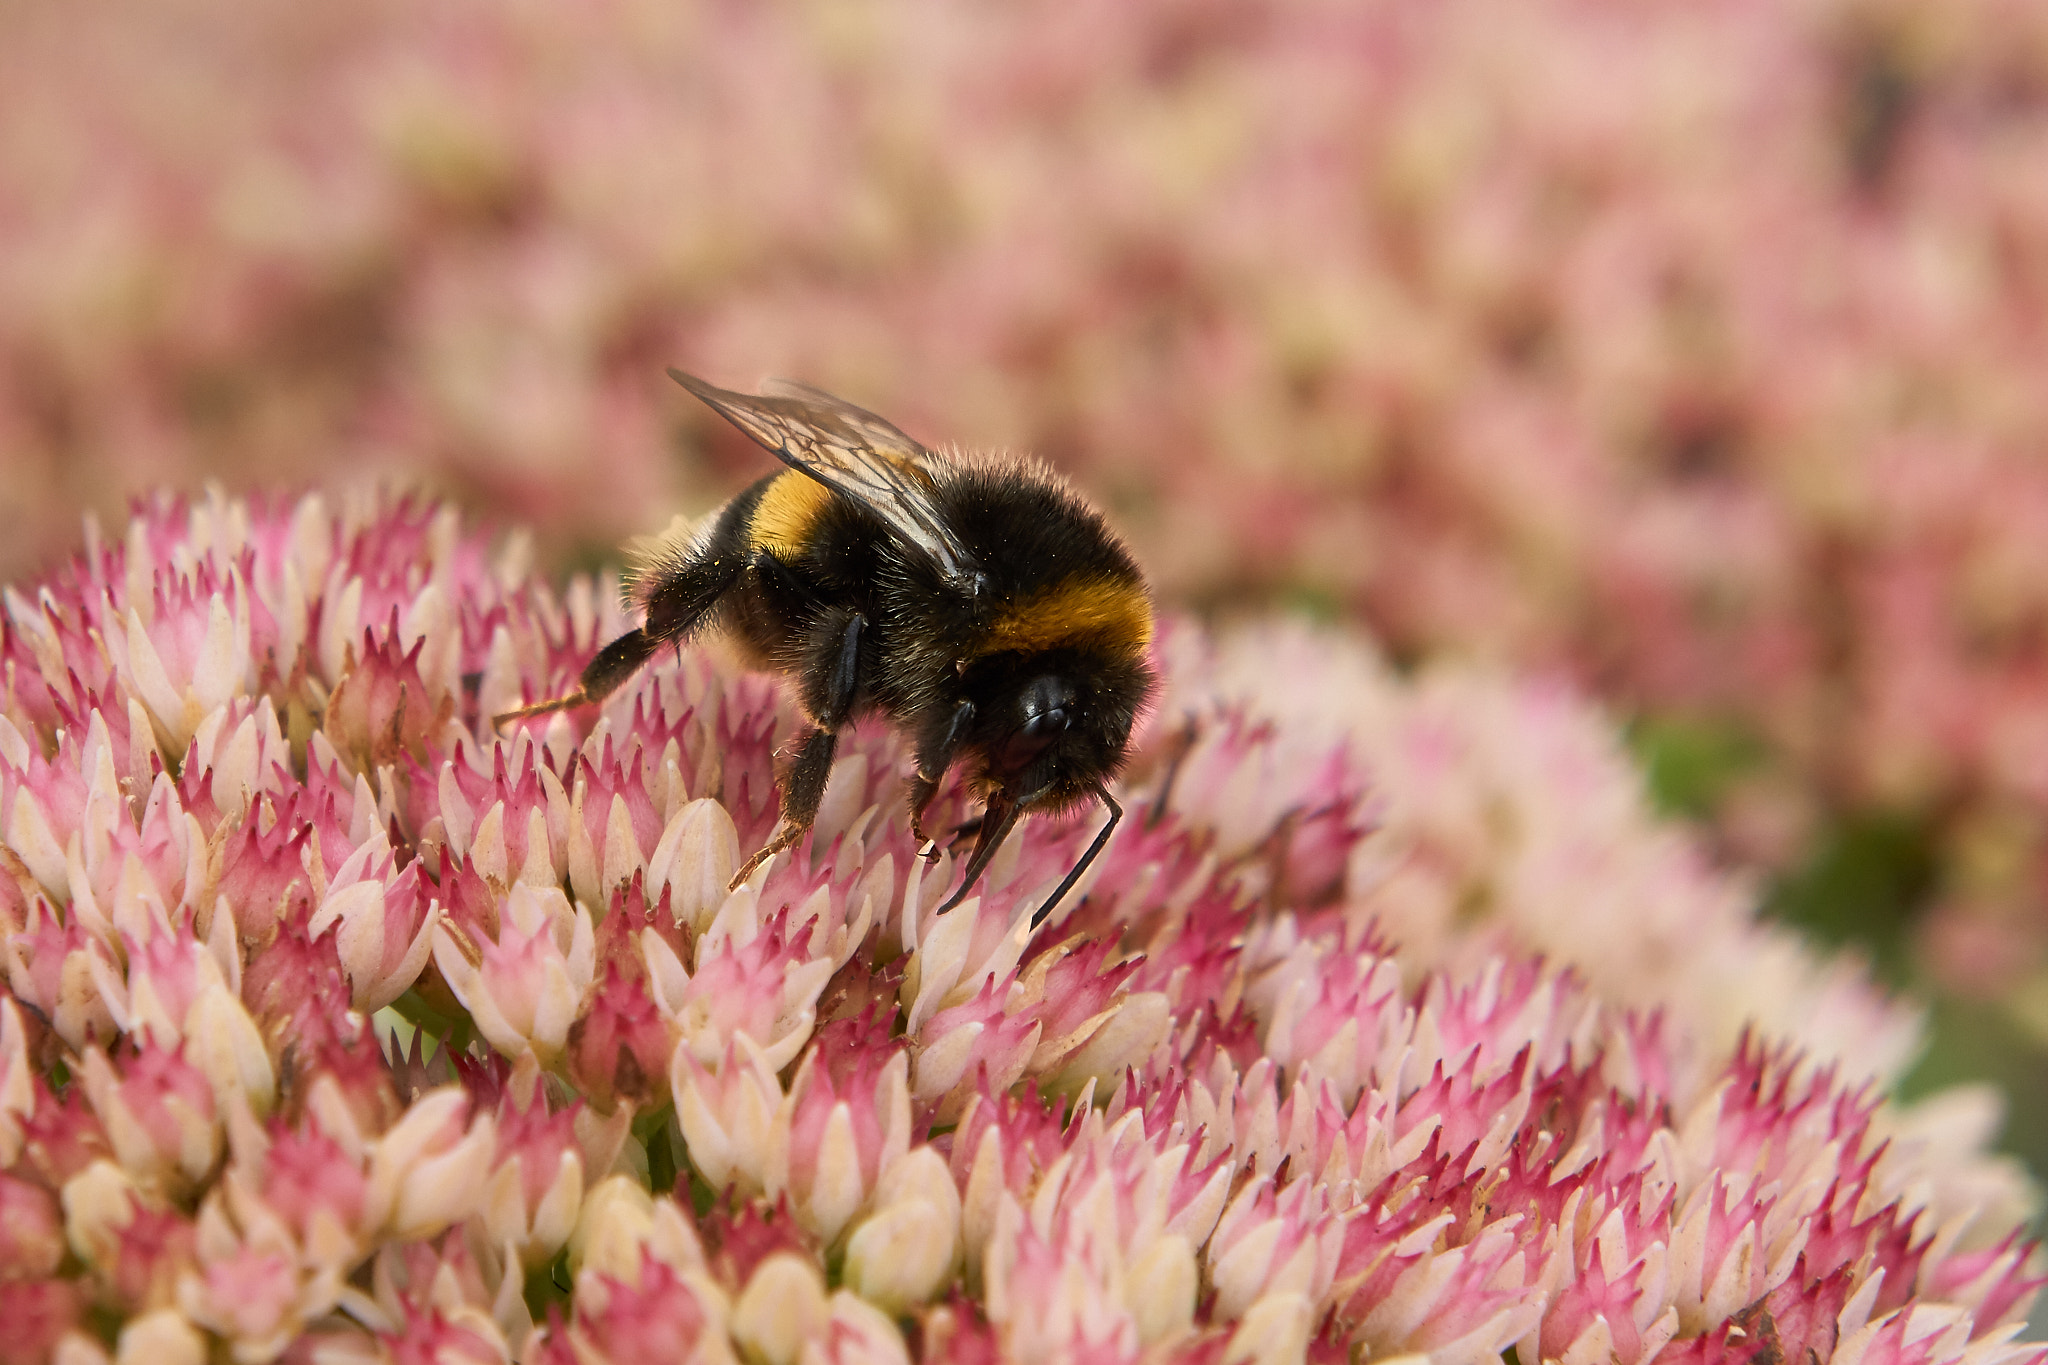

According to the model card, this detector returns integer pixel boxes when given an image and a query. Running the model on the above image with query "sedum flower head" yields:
[0,489,2032,1364]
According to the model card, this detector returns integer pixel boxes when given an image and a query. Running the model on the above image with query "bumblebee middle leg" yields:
[730,609,867,888]
[731,725,837,886]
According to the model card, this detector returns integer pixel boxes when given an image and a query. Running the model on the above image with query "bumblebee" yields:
[498,369,1157,929]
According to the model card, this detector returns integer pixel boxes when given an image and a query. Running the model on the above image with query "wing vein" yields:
[670,368,976,586]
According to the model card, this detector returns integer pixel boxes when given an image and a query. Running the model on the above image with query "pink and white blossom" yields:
[0,492,2031,1364]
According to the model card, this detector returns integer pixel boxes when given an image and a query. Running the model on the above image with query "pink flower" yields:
[666,912,833,1074]
[307,834,437,1016]
[63,1172,196,1314]
[354,1234,515,1365]
[6,908,116,1052]
[377,1305,509,1365]
[76,1041,219,1193]
[1169,622,1932,1093]
[768,1019,912,1245]
[559,1256,729,1365]
[565,955,672,1113]
[0,1282,85,1364]
[961,1094,1228,1356]
[0,1171,63,1280]
[476,1067,590,1266]
[912,974,1043,1125]
[432,884,594,1066]
[241,1116,369,1268]
[0,491,2029,1365]
[179,1238,316,1363]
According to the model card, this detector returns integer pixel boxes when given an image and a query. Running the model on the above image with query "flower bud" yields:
[77,1046,218,1194]
[0,1172,64,1279]
[570,1255,734,1365]
[812,1291,910,1365]
[1206,1179,1338,1322]
[482,1094,585,1267]
[672,1041,782,1196]
[248,1116,370,1272]
[51,1332,111,1365]
[767,1043,910,1245]
[308,841,440,1014]
[61,1160,143,1270]
[645,797,740,936]
[841,1147,961,1313]
[1043,990,1171,1095]
[669,921,831,1074]
[432,883,595,1064]
[1223,1293,1314,1365]
[729,1251,830,1365]
[1124,1235,1197,1345]
[566,957,674,1110]
[901,888,1027,1036]
[178,1241,310,1363]
[0,998,33,1167]
[569,1175,703,1286]
[113,1308,205,1365]
[364,1086,494,1240]
[911,978,1041,1126]
[183,983,275,1118]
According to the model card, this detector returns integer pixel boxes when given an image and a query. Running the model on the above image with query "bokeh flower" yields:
[0,489,2034,1363]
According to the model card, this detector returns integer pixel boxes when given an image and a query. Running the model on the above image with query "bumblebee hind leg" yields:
[494,629,660,724]
[494,541,747,728]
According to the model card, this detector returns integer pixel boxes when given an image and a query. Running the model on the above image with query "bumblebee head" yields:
[922,646,1153,922]
[962,647,1154,812]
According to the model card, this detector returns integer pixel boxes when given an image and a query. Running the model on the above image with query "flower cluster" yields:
[0,490,2034,1363]
[1158,623,1932,1091]
[8,0,2048,980]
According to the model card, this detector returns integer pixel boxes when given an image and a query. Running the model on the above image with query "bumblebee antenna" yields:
[1029,784,1122,930]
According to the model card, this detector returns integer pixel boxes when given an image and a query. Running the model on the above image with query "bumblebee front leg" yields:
[729,609,867,889]
[909,698,976,861]
[907,774,940,857]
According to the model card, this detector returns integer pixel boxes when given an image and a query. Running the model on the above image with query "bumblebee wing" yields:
[669,368,977,584]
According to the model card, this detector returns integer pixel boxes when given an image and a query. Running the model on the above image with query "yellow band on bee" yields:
[972,576,1153,660]
[748,472,833,561]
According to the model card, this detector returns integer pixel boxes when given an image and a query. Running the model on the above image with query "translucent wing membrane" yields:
[669,368,978,586]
